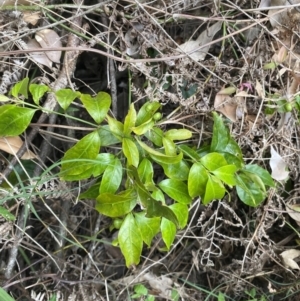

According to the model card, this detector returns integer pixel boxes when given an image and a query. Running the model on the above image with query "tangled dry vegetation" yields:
[2,0,300,300]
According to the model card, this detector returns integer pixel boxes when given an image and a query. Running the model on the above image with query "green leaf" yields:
[107,115,124,141]
[136,139,183,165]
[0,105,36,136]
[55,89,79,111]
[138,158,154,184]
[244,164,274,187]
[212,165,237,185]
[211,112,243,166]
[0,288,16,301]
[200,152,228,171]
[80,92,111,124]
[60,131,101,179]
[159,179,192,204]
[169,203,188,229]
[99,157,122,194]
[97,125,120,146]
[136,101,161,126]
[11,77,29,98]
[128,166,178,226]
[118,213,143,267]
[161,217,176,250]
[29,83,49,105]
[161,160,190,181]
[0,206,15,221]
[188,162,209,197]
[96,189,137,217]
[165,129,192,141]
[162,137,176,156]
[79,182,100,199]
[92,153,115,176]
[124,103,137,135]
[218,292,226,301]
[132,119,155,136]
[122,138,139,167]
[236,174,265,207]
[134,212,160,246]
[203,175,225,204]
[144,126,163,147]
[178,144,201,161]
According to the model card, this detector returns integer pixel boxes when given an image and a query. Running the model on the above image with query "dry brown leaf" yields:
[269,146,289,181]
[23,11,40,25]
[0,136,36,160]
[255,80,264,98]
[286,204,300,226]
[280,249,300,270]
[214,89,237,122]
[27,39,52,68]
[176,21,222,61]
[35,29,62,64]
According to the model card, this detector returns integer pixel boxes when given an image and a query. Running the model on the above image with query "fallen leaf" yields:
[176,21,222,61]
[269,146,289,181]
[214,87,237,122]
[26,39,53,68]
[286,204,300,226]
[0,136,36,160]
[35,29,62,64]
[280,249,300,270]
[23,11,40,25]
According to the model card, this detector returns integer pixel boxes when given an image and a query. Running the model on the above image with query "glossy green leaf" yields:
[243,164,274,187]
[0,105,36,136]
[165,129,192,141]
[134,212,160,246]
[151,187,165,203]
[92,153,115,176]
[107,115,124,141]
[99,157,122,194]
[60,131,101,179]
[11,77,29,98]
[203,175,225,204]
[132,119,155,136]
[162,137,176,156]
[0,288,16,301]
[158,179,192,204]
[98,125,120,146]
[161,217,176,250]
[79,182,100,199]
[211,112,243,166]
[169,203,188,229]
[136,101,161,126]
[96,189,137,217]
[200,152,227,171]
[236,174,265,207]
[212,165,237,185]
[80,92,111,124]
[124,103,137,135]
[29,84,49,105]
[188,162,209,198]
[122,138,139,167]
[138,158,154,184]
[144,126,163,147]
[118,213,143,267]
[161,160,190,181]
[0,206,15,221]
[136,139,183,165]
[178,144,201,161]
[55,89,79,111]
[127,166,178,226]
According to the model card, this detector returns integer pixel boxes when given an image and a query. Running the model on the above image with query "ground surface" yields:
[1,0,300,300]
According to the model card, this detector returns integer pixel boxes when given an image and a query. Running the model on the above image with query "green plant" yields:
[131,284,155,301]
[0,78,275,267]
